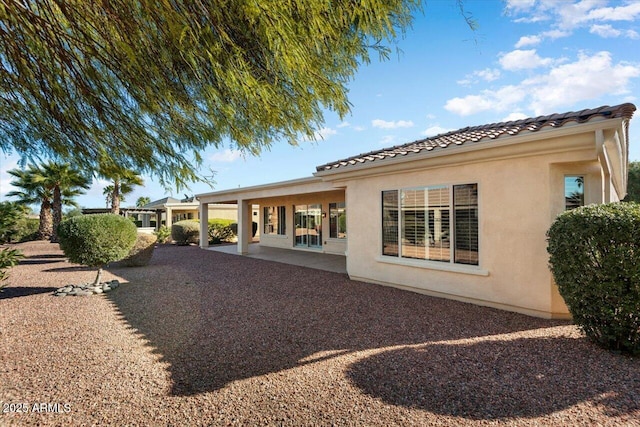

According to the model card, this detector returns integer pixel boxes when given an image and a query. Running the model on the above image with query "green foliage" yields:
[7,162,90,242]
[623,161,640,202]
[120,233,158,267]
[171,220,200,245]
[154,226,172,244]
[547,203,640,355]
[58,214,138,268]
[0,248,24,288]
[136,197,151,208]
[0,1,424,189]
[99,163,144,214]
[0,201,27,243]
[208,219,236,244]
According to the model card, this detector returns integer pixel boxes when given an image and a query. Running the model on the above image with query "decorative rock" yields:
[53,280,122,297]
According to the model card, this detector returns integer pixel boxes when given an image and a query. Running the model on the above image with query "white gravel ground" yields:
[1,241,638,426]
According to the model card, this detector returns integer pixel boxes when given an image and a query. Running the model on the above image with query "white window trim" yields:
[376,255,489,276]
[380,182,481,268]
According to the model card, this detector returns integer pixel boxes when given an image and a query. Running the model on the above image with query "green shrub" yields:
[0,247,24,291]
[208,222,236,244]
[17,218,39,242]
[58,214,137,285]
[171,220,200,245]
[547,203,640,355]
[154,225,171,244]
[120,233,157,267]
[0,201,28,243]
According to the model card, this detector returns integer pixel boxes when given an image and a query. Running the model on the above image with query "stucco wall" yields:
[342,139,605,318]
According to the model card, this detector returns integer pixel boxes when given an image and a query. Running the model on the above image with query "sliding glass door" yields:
[294,204,322,249]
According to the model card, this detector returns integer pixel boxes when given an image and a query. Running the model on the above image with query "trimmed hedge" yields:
[58,214,138,268]
[120,233,157,266]
[171,220,200,245]
[547,203,640,355]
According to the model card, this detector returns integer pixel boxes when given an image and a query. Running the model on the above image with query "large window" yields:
[382,184,479,266]
[329,202,346,239]
[263,206,286,235]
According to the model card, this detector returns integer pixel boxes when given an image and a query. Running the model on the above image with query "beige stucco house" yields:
[197,103,636,319]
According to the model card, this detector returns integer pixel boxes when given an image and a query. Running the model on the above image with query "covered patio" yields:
[206,243,347,274]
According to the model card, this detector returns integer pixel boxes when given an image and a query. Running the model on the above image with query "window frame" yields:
[381,182,480,269]
[564,175,585,210]
[263,205,286,235]
[329,202,347,239]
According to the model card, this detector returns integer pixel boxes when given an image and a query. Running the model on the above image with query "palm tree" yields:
[99,164,144,215]
[136,196,151,208]
[7,165,54,240]
[7,163,90,241]
[103,185,115,209]
[38,162,91,243]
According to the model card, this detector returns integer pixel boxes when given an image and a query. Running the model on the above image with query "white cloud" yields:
[502,112,529,122]
[589,24,640,39]
[542,29,572,40]
[337,121,350,128]
[499,49,554,71]
[505,0,537,14]
[590,23,621,37]
[507,1,640,44]
[458,68,501,85]
[422,125,453,137]
[583,2,640,23]
[353,125,366,131]
[445,95,495,116]
[210,149,243,163]
[371,119,414,129]
[314,127,337,140]
[445,51,640,117]
[525,51,640,114]
[515,35,542,48]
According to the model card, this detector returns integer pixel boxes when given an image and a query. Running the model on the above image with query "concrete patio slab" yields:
[205,243,347,274]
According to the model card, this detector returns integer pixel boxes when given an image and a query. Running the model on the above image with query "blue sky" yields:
[1,0,640,209]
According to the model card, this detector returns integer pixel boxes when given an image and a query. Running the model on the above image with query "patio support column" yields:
[237,199,250,254]
[165,206,173,229]
[199,202,209,248]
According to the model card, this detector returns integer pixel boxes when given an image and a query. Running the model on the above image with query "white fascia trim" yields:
[196,176,322,198]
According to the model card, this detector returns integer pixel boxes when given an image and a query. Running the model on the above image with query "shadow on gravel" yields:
[20,259,66,265]
[44,265,95,273]
[346,337,640,420]
[0,286,58,299]
[104,245,578,404]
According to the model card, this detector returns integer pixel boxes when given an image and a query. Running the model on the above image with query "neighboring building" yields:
[85,197,257,234]
[196,103,636,319]
[141,197,257,231]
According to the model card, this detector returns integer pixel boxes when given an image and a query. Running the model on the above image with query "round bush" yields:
[58,214,138,268]
[208,219,236,244]
[547,203,640,355]
[171,220,200,245]
[120,233,158,266]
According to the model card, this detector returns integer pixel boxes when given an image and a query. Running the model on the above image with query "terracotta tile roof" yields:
[315,103,636,172]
